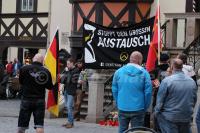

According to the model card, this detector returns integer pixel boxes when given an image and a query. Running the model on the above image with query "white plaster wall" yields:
[151,0,186,47]
[2,0,16,13]
[38,0,49,12]
[39,49,47,57]
[151,0,186,23]
[7,47,18,62]
[48,0,72,52]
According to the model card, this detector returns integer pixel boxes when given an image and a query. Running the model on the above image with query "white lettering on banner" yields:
[138,36,144,46]
[132,38,137,47]
[97,37,104,47]
[105,63,122,67]
[110,38,115,48]
[144,34,151,46]
[97,30,116,37]
[129,26,151,36]
[97,26,150,38]
[97,34,151,48]
[116,31,128,37]
[120,39,127,48]
[116,39,121,48]
[127,38,131,48]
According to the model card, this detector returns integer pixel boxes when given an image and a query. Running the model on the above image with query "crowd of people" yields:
[112,51,199,133]
[0,58,22,99]
[1,51,199,133]
[15,53,88,133]
[4,58,22,77]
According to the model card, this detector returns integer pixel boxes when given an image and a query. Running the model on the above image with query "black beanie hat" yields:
[160,53,169,62]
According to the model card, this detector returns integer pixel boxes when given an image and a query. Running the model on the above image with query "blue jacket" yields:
[13,62,22,76]
[154,71,197,122]
[112,63,152,112]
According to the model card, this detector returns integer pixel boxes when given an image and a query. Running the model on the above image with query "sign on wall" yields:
[83,17,154,69]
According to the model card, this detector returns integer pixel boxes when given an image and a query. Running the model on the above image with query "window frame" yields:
[27,0,34,11]
[17,0,37,13]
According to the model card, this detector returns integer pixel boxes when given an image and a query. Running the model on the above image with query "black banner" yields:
[83,17,154,69]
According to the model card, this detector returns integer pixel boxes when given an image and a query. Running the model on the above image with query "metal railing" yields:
[161,20,170,49]
[183,35,200,70]
[103,74,115,117]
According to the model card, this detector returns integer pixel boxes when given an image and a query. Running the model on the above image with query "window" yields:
[17,0,37,13]
[21,0,33,12]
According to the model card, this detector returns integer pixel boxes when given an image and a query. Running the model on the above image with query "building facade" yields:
[152,0,200,49]
[0,0,199,65]
[65,0,200,122]
[0,0,198,122]
[0,0,49,65]
[69,0,154,60]
[48,0,72,53]
[68,0,200,62]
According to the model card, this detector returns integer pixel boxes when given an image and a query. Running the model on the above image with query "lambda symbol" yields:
[120,52,129,62]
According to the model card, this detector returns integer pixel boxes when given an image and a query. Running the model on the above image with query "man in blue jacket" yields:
[112,51,152,133]
[154,58,197,133]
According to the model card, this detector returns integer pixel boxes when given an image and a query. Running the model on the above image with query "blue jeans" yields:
[157,113,191,133]
[196,105,200,133]
[64,91,74,124]
[118,110,145,133]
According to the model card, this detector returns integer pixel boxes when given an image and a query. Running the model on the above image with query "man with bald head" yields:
[155,58,197,133]
[112,51,152,133]
[17,53,54,133]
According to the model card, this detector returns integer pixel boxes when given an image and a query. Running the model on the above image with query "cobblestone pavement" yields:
[0,99,117,133]
[0,82,200,133]
[0,117,117,133]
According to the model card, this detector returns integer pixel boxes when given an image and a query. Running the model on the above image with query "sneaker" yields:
[65,123,74,128]
[62,123,67,127]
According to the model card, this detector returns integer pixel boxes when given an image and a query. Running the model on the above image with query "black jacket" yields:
[61,67,80,96]
[0,72,9,87]
[19,62,53,100]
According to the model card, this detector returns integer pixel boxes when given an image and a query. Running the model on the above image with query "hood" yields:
[122,63,143,76]
[182,65,195,77]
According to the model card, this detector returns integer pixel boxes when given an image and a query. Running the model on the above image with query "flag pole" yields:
[157,0,161,65]
[47,0,52,50]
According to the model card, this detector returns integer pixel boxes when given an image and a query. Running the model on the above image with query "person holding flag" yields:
[17,53,54,133]
[17,29,60,133]
[146,5,162,100]
[145,2,164,131]
[146,6,161,73]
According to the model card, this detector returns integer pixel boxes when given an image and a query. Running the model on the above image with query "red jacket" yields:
[6,63,13,74]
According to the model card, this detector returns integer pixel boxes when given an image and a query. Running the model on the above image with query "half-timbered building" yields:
[0,0,48,65]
